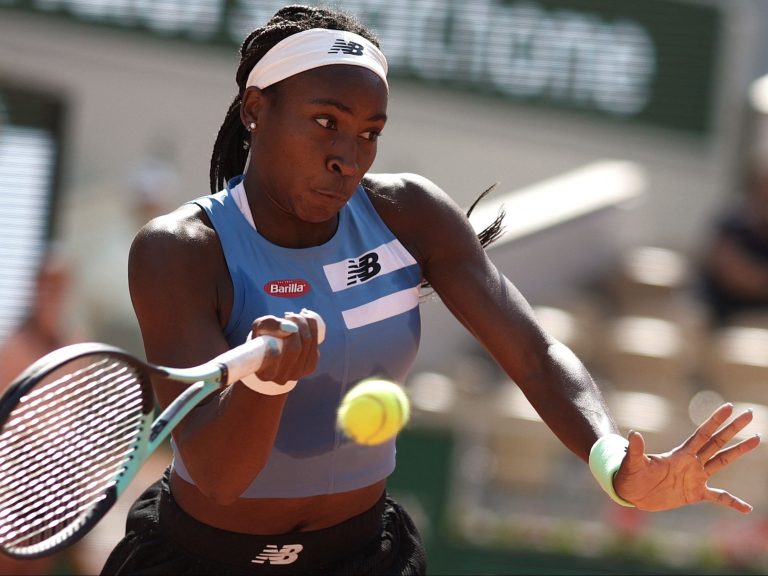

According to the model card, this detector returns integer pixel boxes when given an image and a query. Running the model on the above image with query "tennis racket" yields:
[0,313,324,559]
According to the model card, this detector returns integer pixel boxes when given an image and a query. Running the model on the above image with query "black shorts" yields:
[100,470,426,575]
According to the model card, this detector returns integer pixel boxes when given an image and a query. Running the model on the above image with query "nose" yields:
[326,137,359,177]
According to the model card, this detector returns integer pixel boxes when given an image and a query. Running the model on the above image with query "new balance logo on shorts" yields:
[347,252,381,285]
[252,544,303,565]
[329,39,364,56]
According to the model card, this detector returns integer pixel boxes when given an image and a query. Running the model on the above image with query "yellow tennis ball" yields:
[337,378,410,445]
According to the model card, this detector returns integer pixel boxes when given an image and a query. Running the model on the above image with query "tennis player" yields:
[101,4,760,575]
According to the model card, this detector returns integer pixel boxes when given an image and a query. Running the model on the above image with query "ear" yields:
[240,86,264,132]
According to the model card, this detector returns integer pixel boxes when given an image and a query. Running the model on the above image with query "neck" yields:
[257,212,339,249]
[240,175,339,249]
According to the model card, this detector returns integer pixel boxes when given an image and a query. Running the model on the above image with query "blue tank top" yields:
[171,175,422,498]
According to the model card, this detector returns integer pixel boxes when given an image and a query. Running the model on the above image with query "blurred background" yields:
[3,0,768,573]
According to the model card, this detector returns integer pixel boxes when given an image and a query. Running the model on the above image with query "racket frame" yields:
[0,335,277,558]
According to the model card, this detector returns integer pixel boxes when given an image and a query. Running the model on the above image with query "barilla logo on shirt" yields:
[264,279,311,298]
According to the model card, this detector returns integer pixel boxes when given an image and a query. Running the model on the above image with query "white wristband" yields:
[240,373,297,395]
[588,433,635,507]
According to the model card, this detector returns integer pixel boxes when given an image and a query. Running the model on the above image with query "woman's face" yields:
[246,64,388,226]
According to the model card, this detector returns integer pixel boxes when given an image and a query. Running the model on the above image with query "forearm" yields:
[440,272,619,459]
[173,382,288,503]
[420,225,619,460]
[515,340,618,462]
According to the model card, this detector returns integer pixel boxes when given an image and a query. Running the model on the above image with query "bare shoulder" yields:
[130,204,219,270]
[128,203,227,304]
[362,173,477,264]
[363,172,454,207]
[128,203,232,357]
[362,172,464,233]
[133,204,215,251]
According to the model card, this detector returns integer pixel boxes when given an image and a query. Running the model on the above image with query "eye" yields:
[360,130,382,142]
[315,117,337,130]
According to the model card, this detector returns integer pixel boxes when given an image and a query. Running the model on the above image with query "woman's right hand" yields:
[249,309,324,384]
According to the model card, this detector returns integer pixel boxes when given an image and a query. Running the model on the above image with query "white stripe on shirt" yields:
[341,287,420,329]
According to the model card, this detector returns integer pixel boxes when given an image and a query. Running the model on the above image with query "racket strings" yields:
[0,438,137,533]
[0,417,142,517]
[0,391,144,547]
[0,373,142,496]
[3,491,110,550]
[0,373,140,472]
[0,377,142,472]
[0,360,133,447]
[1,465,127,548]
[0,393,144,510]
[0,355,149,552]
[0,439,140,539]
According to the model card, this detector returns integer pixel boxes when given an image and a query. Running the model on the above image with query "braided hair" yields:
[209,4,506,257]
[209,4,378,194]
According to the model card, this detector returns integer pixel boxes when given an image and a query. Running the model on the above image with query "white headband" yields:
[246,28,388,91]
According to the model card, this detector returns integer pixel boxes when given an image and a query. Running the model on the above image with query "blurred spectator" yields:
[699,163,768,326]
[0,246,76,384]
[68,139,179,355]
[0,246,83,574]
[129,139,179,226]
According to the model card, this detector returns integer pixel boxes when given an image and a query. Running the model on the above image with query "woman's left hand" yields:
[613,403,761,513]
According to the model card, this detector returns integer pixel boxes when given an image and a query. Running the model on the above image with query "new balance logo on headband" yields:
[329,39,364,56]
[246,29,388,90]
[252,544,303,565]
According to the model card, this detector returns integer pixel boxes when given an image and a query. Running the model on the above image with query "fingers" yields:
[619,429,649,473]
[704,486,754,514]
[681,403,735,453]
[281,310,320,378]
[703,433,761,476]
[298,308,326,342]
[250,310,323,383]
[697,408,755,462]
[626,429,646,458]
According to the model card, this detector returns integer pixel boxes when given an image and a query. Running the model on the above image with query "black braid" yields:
[419,184,505,291]
[467,183,506,249]
[209,4,379,193]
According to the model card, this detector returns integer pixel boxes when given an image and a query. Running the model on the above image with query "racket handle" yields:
[216,336,280,385]
[224,310,326,393]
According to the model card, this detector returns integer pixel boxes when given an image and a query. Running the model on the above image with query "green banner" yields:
[0,0,722,133]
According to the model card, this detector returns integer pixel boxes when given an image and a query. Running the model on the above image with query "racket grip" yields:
[229,310,326,395]
[217,336,280,386]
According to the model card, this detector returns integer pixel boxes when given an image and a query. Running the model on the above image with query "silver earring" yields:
[243,122,255,150]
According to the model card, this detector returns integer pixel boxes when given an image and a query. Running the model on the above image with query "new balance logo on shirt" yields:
[252,544,303,565]
[323,240,420,330]
[328,39,364,56]
[324,240,416,293]
[347,252,381,285]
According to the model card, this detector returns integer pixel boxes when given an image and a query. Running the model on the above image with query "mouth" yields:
[312,186,348,202]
